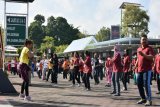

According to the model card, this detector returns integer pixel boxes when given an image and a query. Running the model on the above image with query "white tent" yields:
[5,45,18,52]
[64,36,97,53]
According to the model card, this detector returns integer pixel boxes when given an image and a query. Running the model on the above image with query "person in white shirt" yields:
[36,60,41,79]
[41,56,48,80]
[11,58,16,75]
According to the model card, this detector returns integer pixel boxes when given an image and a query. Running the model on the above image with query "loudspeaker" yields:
[0,69,17,93]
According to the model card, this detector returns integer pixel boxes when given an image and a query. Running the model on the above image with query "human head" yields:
[94,53,98,58]
[24,39,33,49]
[74,52,79,58]
[53,53,58,59]
[85,51,90,57]
[140,34,148,46]
[124,49,129,56]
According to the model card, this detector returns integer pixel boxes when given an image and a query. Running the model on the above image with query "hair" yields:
[85,51,90,56]
[125,49,129,55]
[24,39,33,46]
[141,34,148,39]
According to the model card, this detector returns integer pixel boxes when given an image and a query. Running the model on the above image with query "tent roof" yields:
[64,36,97,53]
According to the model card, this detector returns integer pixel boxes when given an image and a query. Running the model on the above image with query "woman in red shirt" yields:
[83,51,92,91]
[105,51,112,87]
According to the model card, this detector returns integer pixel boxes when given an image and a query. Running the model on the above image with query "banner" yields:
[111,25,120,40]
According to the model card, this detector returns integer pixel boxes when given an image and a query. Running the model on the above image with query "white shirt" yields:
[11,60,15,67]
[42,59,48,69]
[36,62,40,71]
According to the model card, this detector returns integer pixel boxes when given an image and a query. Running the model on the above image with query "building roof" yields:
[64,36,97,53]
[119,2,142,9]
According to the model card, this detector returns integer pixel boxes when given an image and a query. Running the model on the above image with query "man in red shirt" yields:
[135,34,154,106]
[153,47,160,94]
[122,49,130,91]
[110,45,123,96]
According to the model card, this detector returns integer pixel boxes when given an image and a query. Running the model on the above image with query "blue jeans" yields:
[137,70,152,101]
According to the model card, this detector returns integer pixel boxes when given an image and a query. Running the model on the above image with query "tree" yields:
[40,36,55,53]
[122,5,149,37]
[55,45,68,53]
[29,14,46,47]
[95,27,110,42]
[46,16,80,46]
[34,14,45,25]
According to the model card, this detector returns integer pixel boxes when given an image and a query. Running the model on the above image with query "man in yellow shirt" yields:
[46,58,53,82]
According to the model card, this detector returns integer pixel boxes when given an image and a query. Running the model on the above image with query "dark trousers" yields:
[99,67,103,80]
[156,73,160,92]
[112,72,122,94]
[94,68,99,84]
[83,73,91,89]
[122,72,128,90]
[72,66,80,85]
[37,70,42,79]
[11,67,16,75]
[137,71,152,101]
[52,69,58,84]
[21,81,29,96]
[47,69,53,81]
[63,69,68,79]
[69,70,72,81]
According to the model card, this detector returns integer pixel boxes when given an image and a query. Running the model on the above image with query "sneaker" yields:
[77,84,80,87]
[114,93,120,96]
[121,87,127,91]
[70,84,75,87]
[86,88,91,91]
[145,100,152,106]
[19,94,25,99]
[137,99,146,104]
[110,91,116,94]
[24,96,31,101]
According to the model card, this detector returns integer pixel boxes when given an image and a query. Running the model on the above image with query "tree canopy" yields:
[122,5,149,37]
[95,27,110,42]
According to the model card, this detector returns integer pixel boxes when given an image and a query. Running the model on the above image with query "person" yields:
[31,61,35,77]
[110,45,123,96]
[72,52,81,87]
[46,58,53,81]
[42,56,48,80]
[99,55,104,80]
[69,53,74,81]
[52,53,59,85]
[18,39,34,101]
[93,53,100,85]
[134,34,154,106]
[153,47,160,94]
[11,58,16,75]
[79,54,84,83]
[122,49,131,91]
[132,53,138,85]
[36,60,41,79]
[105,51,112,87]
[83,51,92,91]
[62,57,69,79]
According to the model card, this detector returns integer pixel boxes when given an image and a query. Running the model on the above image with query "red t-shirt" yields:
[132,59,138,73]
[84,56,92,73]
[155,54,160,74]
[137,45,154,72]
[112,53,122,72]
[106,57,112,68]
[123,55,130,72]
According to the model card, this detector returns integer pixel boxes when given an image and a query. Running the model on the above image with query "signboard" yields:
[111,25,120,40]
[6,16,26,46]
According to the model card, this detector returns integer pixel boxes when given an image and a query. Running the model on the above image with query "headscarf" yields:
[114,45,120,56]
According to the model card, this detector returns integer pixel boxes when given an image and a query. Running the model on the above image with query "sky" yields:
[0,0,159,38]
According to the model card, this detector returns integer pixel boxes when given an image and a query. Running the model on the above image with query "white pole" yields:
[3,0,6,71]
[26,2,29,39]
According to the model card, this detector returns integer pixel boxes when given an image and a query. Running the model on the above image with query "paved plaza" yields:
[1,74,160,107]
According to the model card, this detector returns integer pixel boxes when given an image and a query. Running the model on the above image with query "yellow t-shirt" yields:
[48,61,53,69]
[19,47,29,64]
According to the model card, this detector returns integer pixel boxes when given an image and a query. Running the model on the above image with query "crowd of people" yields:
[16,34,160,106]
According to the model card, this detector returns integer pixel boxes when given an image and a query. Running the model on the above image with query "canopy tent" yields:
[64,36,97,53]
[5,45,18,52]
